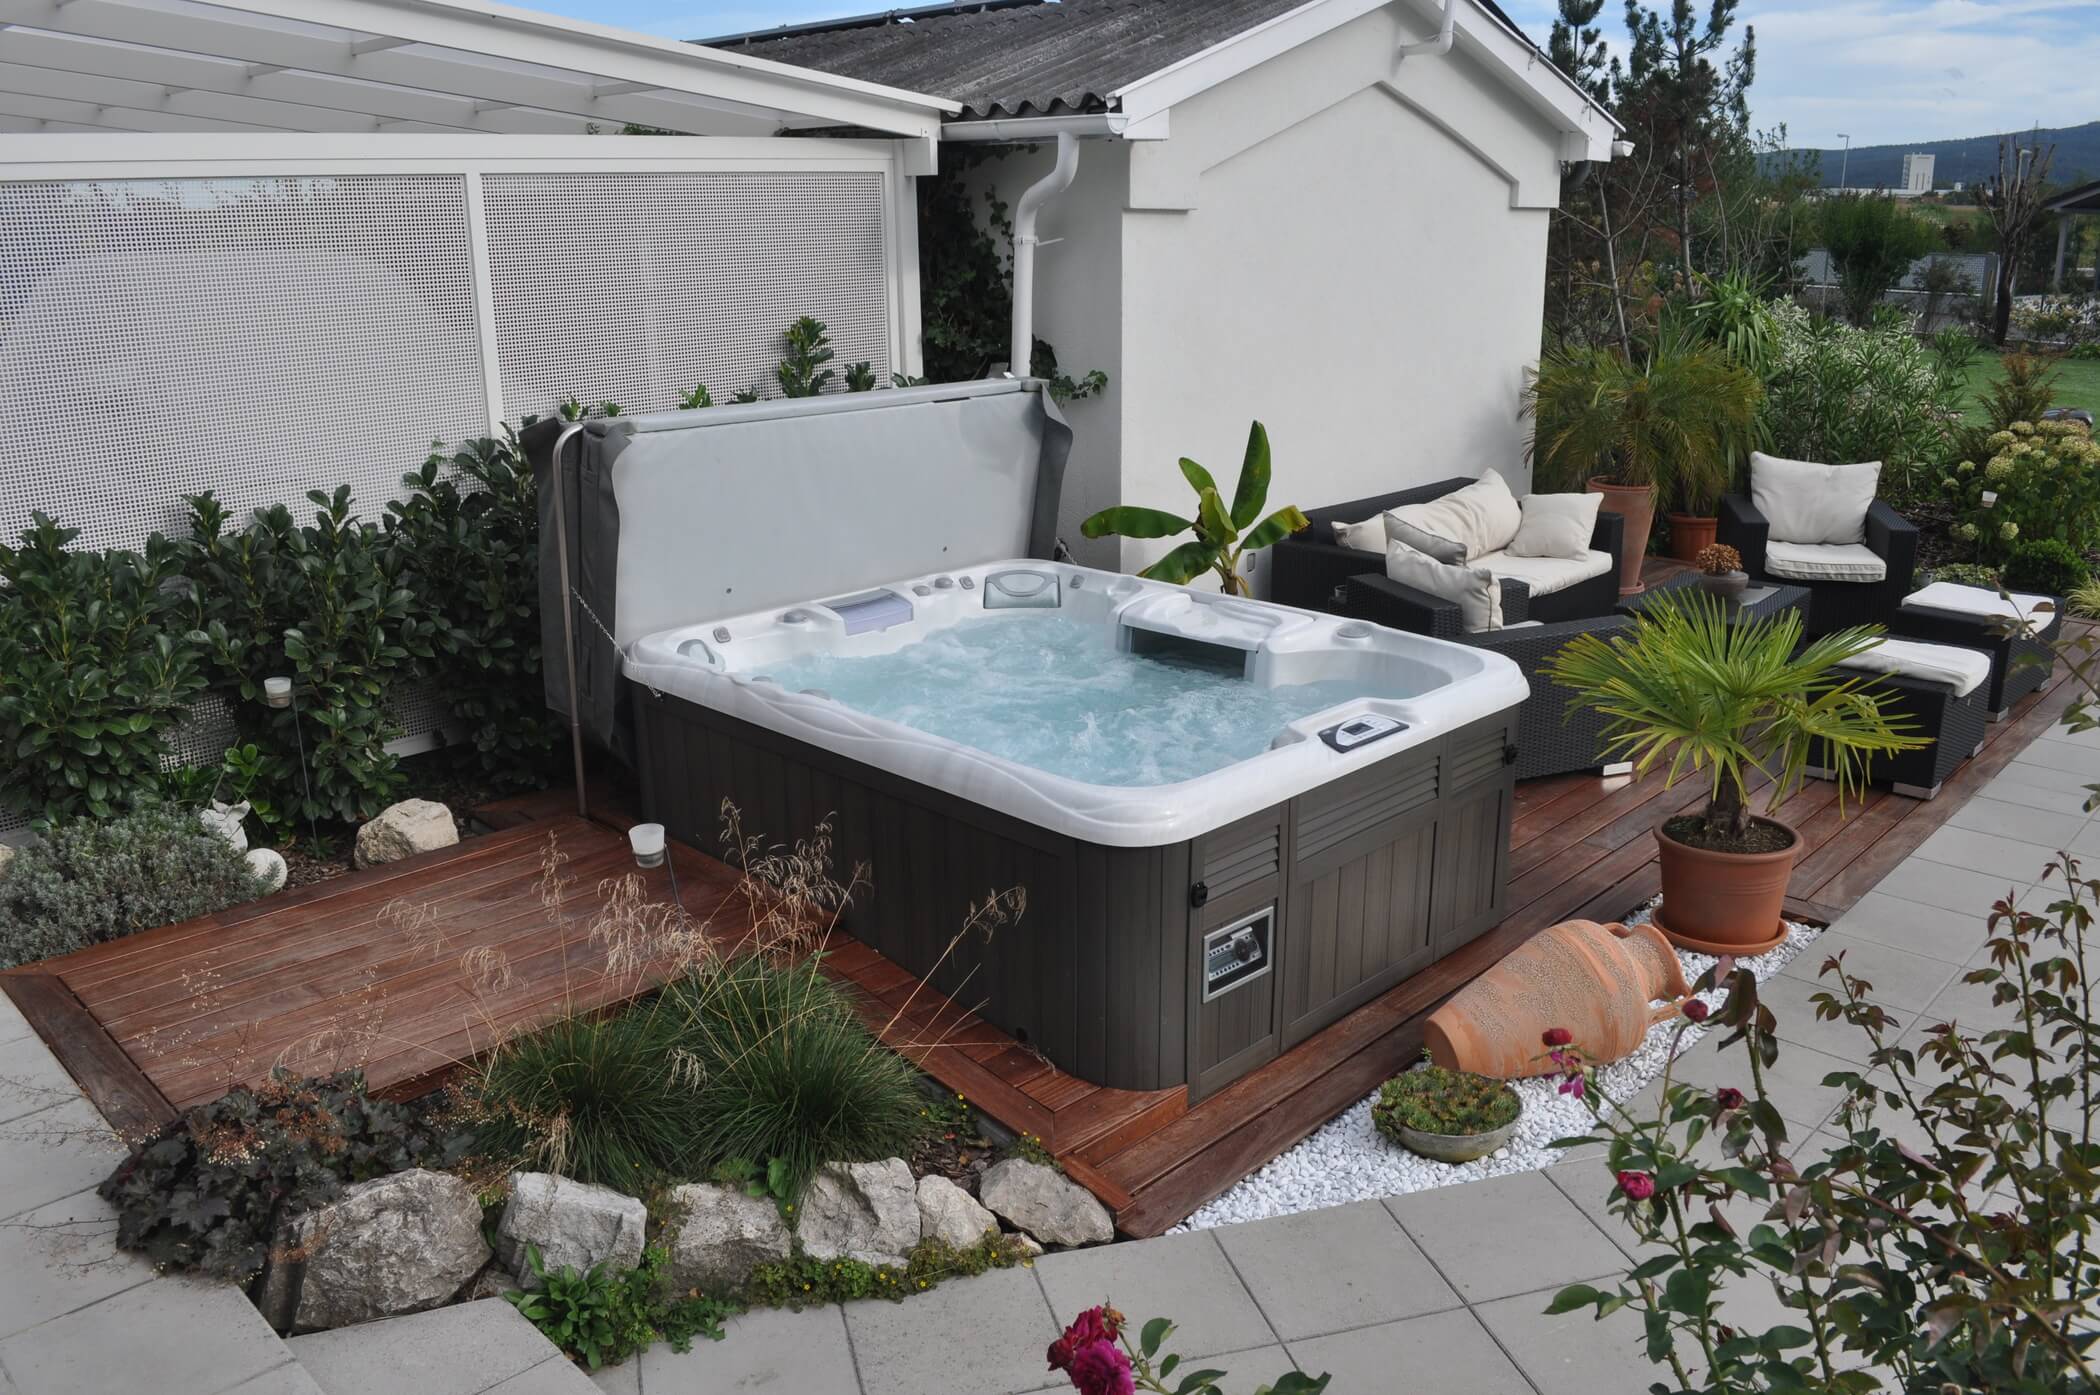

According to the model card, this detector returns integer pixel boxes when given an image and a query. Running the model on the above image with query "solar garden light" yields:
[628,822,666,869]
[263,676,293,709]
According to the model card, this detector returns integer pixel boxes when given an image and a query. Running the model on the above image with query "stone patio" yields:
[0,725,2083,1393]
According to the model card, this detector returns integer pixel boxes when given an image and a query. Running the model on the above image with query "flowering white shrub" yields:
[1760,301,1962,500]
[1941,418,2100,562]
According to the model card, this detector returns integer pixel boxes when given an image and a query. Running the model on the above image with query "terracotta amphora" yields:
[1424,919,1692,1079]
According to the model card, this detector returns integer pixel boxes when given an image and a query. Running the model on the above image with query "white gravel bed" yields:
[1175,901,1822,1231]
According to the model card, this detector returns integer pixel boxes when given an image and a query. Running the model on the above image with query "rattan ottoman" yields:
[1892,582,2062,720]
[1811,639,1994,800]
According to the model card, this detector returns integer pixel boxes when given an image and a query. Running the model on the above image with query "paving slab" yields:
[0,1098,124,1223]
[0,1034,86,1129]
[1946,794,2088,849]
[1212,1198,1456,1340]
[2009,738,2100,780]
[1974,772,2096,815]
[1475,1286,1656,1395]
[1670,1034,1854,1131]
[291,1299,565,1395]
[1869,856,2035,920]
[483,1360,601,1395]
[1997,753,2100,796]
[586,1364,638,1395]
[0,1187,154,1341]
[1035,1230,1273,1360]
[1753,973,1883,1065]
[639,1304,860,1395]
[1287,1308,1532,1395]
[0,1273,288,1395]
[222,1363,329,1395]
[1910,824,2061,881]
[1384,1172,1624,1303]
[1828,890,1991,964]
[0,993,33,1049]
[1777,930,1962,1008]
[844,1262,1057,1395]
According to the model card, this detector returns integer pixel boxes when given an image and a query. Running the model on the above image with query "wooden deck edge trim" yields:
[1,973,178,1144]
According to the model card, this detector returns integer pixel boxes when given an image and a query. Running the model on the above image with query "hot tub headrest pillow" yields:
[1334,470,1522,563]
[1750,453,1882,545]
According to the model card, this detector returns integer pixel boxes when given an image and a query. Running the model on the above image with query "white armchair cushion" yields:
[1763,540,1887,582]
[1386,469,1523,562]
[1750,452,1881,545]
[1477,548,1614,596]
[1507,491,1604,559]
[1386,539,1503,632]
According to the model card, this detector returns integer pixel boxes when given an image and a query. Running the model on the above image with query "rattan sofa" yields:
[1714,494,1917,638]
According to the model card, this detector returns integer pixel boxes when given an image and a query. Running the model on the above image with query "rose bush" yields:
[1941,418,2100,564]
[1046,1307,1328,1395]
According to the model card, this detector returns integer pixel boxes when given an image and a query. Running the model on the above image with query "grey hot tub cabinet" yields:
[632,686,1516,1102]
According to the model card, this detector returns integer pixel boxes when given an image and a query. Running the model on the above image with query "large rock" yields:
[795,1159,920,1267]
[257,1169,489,1332]
[665,1183,791,1292]
[496,1172,647,1286]
[353,799,459,869]
[916,1174,997,1250]
[978,1158,1113,1248]
[245,847,288,893]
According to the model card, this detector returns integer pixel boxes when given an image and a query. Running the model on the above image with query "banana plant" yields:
[1079,422,1308,597]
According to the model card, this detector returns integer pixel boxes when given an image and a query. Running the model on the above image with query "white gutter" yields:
[1005,129,1079,377]
[1395,0,1460,63]
[940,112,1166,142]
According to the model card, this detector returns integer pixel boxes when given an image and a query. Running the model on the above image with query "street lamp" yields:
[1837,133,1851,191]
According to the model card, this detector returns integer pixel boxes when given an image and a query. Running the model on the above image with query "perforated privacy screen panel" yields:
[480,171,894,420]
[0,175,488,554]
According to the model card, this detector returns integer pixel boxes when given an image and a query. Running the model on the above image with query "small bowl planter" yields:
[1697,569,1749,602]
[1372,1064,1523,1164]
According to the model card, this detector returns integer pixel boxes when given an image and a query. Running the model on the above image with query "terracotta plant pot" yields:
[1396,1114,1521,1164]
[1588,478,1654,596]
[1652,818,1799,957]
[1424,919,1692,1078]
[1666,512,1718,562]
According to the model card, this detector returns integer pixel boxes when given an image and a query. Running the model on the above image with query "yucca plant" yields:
[1542,593,1925,846]
[1523,338,1762,515]
[1676,272,1781,381]
[1079,422,1308,597]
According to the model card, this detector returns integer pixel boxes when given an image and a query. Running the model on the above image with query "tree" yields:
[1617,0,1756,277]
[1818,195,1939,325]
[1981,137,2056,344]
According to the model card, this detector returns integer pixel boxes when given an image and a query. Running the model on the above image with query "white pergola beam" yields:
[0,87,274,129]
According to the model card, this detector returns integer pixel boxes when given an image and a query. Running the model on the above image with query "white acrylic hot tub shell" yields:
[623,561,1527,848]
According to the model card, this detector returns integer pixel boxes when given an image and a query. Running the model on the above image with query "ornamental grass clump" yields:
[1371,1062,1520,1141]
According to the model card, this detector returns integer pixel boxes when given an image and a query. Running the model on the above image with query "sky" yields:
[530,0,2096,149]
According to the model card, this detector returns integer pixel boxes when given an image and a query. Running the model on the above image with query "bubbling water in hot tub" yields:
[757,613,1422,787]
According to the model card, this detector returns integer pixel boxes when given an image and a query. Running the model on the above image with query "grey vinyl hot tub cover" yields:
[527,379,1072,750]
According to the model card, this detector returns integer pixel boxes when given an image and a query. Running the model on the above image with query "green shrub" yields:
[743,1231,1029,1310]
[0,803,264,969]
[506,1245,733,1371]
[183,487,437,838]
[385,434,560,792]
[98,1070,467,1281]
[2003,537,2091,595]
[1371,1064,1521,1139]
[1941,419,2100,563]
[1925,562,2001,590]
[1817,195,1939,327]
[669,955,929,1195]
[466,1001,696,1191]
[1975,350,2060,433]
[0,516,206,826]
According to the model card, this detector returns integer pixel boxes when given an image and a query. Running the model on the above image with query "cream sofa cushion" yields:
[1751,453,1881,545]
[1840,638,1992,698]
[1386,539,1502,632]
[1386,470,1523,562]
[1477,548,1615,597]
[1507,491,1603,560]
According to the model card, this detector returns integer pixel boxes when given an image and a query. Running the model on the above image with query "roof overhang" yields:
[2046,179,2100,215]
[1108,0,1621,163]
[0,0,957,141]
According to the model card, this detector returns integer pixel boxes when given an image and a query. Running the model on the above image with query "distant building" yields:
[1901,152,1936,195]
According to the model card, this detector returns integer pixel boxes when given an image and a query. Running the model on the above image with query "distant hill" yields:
[1774,121,2100,190]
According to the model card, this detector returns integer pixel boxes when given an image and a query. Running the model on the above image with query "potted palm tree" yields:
[1522,337,1759,594]
[1543,593,1924,954]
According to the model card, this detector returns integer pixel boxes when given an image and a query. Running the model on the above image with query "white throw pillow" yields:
[1507,491,1603,560]
[1750,452,1881,545]
[1387,470,1523,562]
[1382,514,1466,565]
[1331,516,1386,552]
[1385,539,1502,633]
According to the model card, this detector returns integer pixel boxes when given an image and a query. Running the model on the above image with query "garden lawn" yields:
[1960,348,2100,424]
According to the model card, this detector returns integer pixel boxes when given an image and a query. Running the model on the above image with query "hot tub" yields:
[625,562,1525,1099]
[530,380,1528,1100]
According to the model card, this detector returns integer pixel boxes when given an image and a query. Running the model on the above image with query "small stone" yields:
[1009,1231,1044,1259]
[915,1174,998,1250]
[257,1169,490,1332]
[245,847,288,893]
[199,800,250,852]
[496,1172,647,1287]
[978,1159,1113,1248]
[353,799,459,869]
[666,1183,791,1291]
[795,1159,920,1267]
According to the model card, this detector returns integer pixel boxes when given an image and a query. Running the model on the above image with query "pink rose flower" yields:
[1617,1170,1657,1200]
[1049,1307,1123,1373]
[1558,1073,1587,1099]
[1064,1339,1136,1395]
[1682,1000,1710,1023]
[1542,1027,1574,1047]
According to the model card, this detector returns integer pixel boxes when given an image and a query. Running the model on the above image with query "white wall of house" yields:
[971,0,1570,587]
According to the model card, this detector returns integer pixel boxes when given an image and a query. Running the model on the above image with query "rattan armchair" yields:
[1714,494,1917,637]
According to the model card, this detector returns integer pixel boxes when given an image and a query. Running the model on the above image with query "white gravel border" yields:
[1175,900,1822,1231]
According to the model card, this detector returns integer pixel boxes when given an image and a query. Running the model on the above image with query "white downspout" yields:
[1009,130,1079,378]
[1394,0,1460,63]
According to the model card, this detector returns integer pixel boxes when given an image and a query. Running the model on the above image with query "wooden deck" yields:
[5,640,2079,1236]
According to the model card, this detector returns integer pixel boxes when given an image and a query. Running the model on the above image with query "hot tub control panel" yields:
[1319,714,1407,753]
[1201,907,1274,1002]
